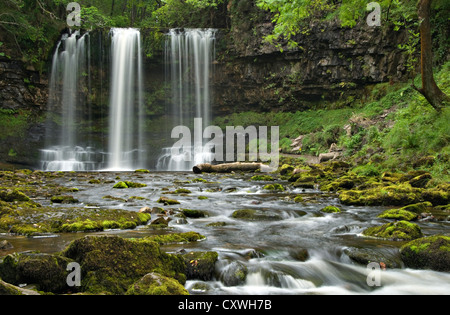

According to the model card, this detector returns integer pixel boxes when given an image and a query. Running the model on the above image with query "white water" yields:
[107,28,146,171]
[156,29,217,171]
[40,31,106,171]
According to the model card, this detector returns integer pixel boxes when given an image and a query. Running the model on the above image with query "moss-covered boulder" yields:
[181,251,218,281]
[344,247,402,269]
[362,221,423,241]
[61,236,186,294]
[250,175,274,181]
[113,181,147,189]
[220,261,248,286]
[182,209,209,218]
[401,202,433,213]
[409,173,432,188]
[400,235,450,272]
[378,209,418,221]
[157,196,180,205]
[339,183,422,206]
[263,184,285,191]
[231,209,282,221]
[51,195,79,204]
[0,253,74,293]
[421,184,449,206]
[126,272,189,295]
[321,206,342,213]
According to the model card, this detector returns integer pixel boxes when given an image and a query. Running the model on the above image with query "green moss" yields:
[378,209,418,221]
[263,183,285,191]
[400,235,450,271]
[134,169,150,173]
[50,195,79,204]
[0,189,30,202]
[401,202,433,213]
[321,206,342,213]
[126,272,188,295]
[60,219,103,233]
[250,175,274,181]
[182,251,219,281]
[164,188,192,195]
[61,236,187,294]
[363,221,423,241]
[182,209,208,218]
[113,181,129,189]
[231,209,282,221]
[147,232,206,245]
[198,196,208,200]
[293,195,304,203]
[157,196,180,205]
[192,178,207,183]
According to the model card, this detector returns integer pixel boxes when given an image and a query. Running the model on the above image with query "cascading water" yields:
[106,28,146,171]
[40,28,146,171]
[40,31,105,171]
[156,29,217,171]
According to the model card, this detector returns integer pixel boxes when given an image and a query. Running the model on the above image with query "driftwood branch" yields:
[193,162,269,174]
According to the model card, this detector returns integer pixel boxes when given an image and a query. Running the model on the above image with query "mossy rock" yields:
[0,189,30,202]
[339,183,422,206]
[220,261,248,286]
[263,184,285,191]
[400,235,450,272]
[206,221,227,227]
[250,175,274,181]
[378,209,418,221]
[182,209,209,218]
[344,247,402,269]
[157,196,180,205]
[0,253,74,293]
[50,195,79,204]
[61,236,186,294]
[279,164,295,176]
[409,173,432,188]
[134,169,150,173]
[126,272,188,295]
[147,232,206,245]
[231,209,282,221]
[321,206,342,213]
[198,196,208,200]
[362,221,423,241]
[293,195,304,203]
[181,251,218,281]
[113,181,147,189]
[401,202,433,214]
[421,184,449,206]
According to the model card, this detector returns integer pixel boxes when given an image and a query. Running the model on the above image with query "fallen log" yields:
[193,162,269,174]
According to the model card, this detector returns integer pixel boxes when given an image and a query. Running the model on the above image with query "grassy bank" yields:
[213,62,450,183]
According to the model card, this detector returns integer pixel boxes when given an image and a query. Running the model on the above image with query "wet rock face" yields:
[213,17,409,114]
[0,60,48,111]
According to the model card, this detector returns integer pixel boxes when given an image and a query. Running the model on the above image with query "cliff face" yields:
[212,3,409,115]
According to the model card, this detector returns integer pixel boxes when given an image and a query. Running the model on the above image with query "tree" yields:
[412,0,449,111]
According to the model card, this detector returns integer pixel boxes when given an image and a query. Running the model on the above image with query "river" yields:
[1,171,449,295]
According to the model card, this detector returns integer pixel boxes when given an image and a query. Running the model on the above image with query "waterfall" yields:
[106,28,146,171]
[156,29,217,171]
[40,31,105,171]
[40,28,146,172]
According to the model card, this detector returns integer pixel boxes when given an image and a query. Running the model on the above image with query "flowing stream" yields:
[2,171,449,295]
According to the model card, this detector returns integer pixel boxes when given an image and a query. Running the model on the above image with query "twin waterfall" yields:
[40,28,216,171]
[156,29,217,171]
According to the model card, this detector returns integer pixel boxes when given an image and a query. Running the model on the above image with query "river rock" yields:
[400,235,450,272]
[181,251,218,281]
[61,235,186,294]
[220,261,248,286]
[126,272,188,295]
[362,221,423,241]
[0,240,13,250]
[0,252,74,293]
[344,247,402,269]
[231,209,282,221]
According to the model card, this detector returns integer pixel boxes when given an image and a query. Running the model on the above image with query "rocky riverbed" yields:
[0,161,449,295]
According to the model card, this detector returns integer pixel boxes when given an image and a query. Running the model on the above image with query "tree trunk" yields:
[414,0,449,111]
[193,162,268,174]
